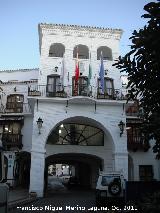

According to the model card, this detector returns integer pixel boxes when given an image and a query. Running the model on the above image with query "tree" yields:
[113,1,160,158]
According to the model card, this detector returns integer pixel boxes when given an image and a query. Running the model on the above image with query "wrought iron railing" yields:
[2,133,23,149]
[3,102,31,114]
[126,105,139,116]
[28,84,128,100]
[97,88,124,100]
[127,134,150,151]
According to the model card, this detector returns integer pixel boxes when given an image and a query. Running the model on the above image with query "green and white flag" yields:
[88,52,92,86]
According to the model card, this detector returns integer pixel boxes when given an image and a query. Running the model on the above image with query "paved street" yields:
[9,189,97,213]
[9,189,131,213]
[9,177,128,213]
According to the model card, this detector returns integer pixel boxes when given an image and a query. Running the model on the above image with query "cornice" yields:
[39,23,122,33]
[0,80,38,85]
[39,23,123,39]
[0,68,39,73]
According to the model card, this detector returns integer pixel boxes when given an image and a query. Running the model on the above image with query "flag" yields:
[87,52,92,86]
[60,54,65,89]
[99,52,104,94]
[75,49,79,82]
[74,47,79,95]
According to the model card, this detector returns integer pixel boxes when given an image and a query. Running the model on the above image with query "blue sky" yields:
[0,0,151,70]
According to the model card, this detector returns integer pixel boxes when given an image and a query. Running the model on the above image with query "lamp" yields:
[118,120,125,137]
[54,66,58,72]
[36,117,43,134]
[105,69,108,75]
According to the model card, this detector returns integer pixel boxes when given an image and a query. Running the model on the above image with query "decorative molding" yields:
[39,23,123,40]
[0,68,39,73]
[39,23,122,34]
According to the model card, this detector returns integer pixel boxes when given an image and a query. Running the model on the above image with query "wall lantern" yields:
[105,69,108,75]
[118,120,125,137]
[36,117,43,134]
[54,66,58,72]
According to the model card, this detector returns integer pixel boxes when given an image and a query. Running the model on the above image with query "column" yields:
[29,150,45,197]
[114,152,128,180]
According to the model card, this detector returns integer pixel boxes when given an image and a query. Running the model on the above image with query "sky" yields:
[0,0,151,70]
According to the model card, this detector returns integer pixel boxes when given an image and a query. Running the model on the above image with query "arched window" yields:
[49,43,65,57]
[97,46,112,60]
[73,45,89,59]
[47,123,104,146]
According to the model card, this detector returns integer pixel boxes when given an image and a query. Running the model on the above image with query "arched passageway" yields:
[29,115,117,197]
[44,153,103,194]
[44,116,115,195]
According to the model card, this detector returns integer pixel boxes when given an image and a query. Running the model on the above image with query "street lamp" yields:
[36,117,43,134]
[118,120,125,137]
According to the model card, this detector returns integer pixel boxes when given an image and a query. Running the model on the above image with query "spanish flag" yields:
[75,48,79,82]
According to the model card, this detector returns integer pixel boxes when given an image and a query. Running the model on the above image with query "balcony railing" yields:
[4,102,31,114]
[2,133,23,150]
[28,84,128,100]
[97,88,124,100]
[127,134,150,151]
[126,105,139,116]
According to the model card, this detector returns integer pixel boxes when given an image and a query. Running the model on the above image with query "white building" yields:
[0,24,159,197]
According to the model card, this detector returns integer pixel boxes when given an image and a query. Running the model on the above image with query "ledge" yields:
[28,96,129,106]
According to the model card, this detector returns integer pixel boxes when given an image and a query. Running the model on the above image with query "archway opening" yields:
[97,46,112,60]
[44,153,103,196]
[45,116,115,196]
[13,151,31,189]
[73,44,89,59]
[49,43,65,57]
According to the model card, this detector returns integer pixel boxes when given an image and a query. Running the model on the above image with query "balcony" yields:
[127,134,150,152]
[2,133,23,150]
[28,84,67,98]
[97,88,120,100]
[4,102,31,114]
[6,102,23,113]
[28,84,128,100]
[126,105,139,116]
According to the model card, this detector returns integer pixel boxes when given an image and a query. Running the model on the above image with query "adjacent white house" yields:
[0,24,159,197]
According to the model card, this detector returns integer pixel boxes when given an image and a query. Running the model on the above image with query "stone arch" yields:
[49,43,65,57]
[97,46,112,60]
[73,44,89,59]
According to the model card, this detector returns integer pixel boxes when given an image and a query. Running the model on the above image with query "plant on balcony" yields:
[113,1,160,159]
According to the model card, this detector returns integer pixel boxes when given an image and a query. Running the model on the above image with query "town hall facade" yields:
[0,24,159,197]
